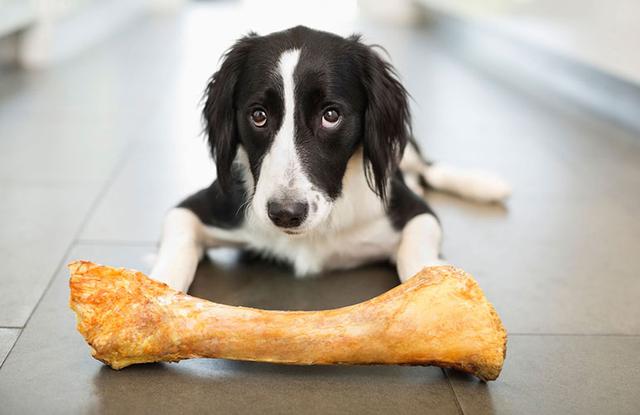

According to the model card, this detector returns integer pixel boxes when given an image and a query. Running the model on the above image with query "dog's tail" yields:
[401,143,511,203]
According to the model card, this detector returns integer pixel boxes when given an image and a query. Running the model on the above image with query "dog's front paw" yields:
[423,259,449,268]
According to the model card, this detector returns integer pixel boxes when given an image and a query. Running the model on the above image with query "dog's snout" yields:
[267,199,308,228]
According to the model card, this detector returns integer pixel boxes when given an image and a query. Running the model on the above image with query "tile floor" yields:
[1,3,639,414]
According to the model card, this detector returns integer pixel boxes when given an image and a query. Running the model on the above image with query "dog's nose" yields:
[267,199,308,228]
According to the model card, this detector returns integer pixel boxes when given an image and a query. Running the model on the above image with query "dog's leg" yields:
[400,142,511,203]
[151,208,206,292]
[423,163,511,203]
[396,213,446,283]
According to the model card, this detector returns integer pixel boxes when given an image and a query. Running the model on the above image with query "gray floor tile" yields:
[429,191,640,335]
[0,110,133,183]
[554,126,640,215]
[0,328,20,367]
[449,335,640,415]
[0,244,460,415]
[193,249,401,310]
[79,133,215,242]
[0,16,215,185]
[0,183,100,327]
[0,43,158,184]
[0,17,195,116]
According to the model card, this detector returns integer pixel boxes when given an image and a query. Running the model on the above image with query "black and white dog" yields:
[151,26,510,292]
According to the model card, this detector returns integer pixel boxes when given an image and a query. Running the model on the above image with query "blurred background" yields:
[1,1,639,414]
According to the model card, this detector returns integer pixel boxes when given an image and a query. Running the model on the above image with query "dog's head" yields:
[203,26,409,235]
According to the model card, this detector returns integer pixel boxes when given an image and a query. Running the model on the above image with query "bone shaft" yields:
[171,299,407,364]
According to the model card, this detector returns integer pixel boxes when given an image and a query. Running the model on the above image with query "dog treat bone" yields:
[69,261,507,380]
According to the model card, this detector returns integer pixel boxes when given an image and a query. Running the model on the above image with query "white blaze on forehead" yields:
[256,49,303,197]
[278,48,300,133]
[272,48,301,179]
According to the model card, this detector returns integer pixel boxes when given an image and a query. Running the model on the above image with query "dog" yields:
[151,26,510,292]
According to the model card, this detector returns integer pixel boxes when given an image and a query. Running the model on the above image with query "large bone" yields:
[69,261,507,381]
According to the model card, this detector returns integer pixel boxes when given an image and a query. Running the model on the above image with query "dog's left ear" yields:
[203,33,257,193]
[354,38,411,202]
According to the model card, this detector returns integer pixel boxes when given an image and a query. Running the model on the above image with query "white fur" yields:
[206,149,400,276]
[400,144,511,202]
[250,149,398,275]
[151,207,253,291]
[399,144,427,195]
[251,49,333,234]
[151,208,205,291]
[395,214,445,283]
[424,162,511,202]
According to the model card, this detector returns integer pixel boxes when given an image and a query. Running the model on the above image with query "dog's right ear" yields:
[203,34,257,192]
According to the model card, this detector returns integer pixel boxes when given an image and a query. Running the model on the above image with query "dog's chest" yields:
[244,215,400,276]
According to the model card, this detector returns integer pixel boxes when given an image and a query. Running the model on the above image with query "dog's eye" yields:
[322,109,341,129]
[250,109,267,127]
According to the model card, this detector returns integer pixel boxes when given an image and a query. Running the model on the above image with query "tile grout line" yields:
[71,146,135,243]
[0,243,75,372]
[442,368,465,415]
[0,142,135,372]
[0,328,21,368]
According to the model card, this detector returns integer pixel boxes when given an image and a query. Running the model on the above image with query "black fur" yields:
[177,164,248,229]
[202,33,259,193]
[354,39,411,202]
[387,173,437,230]
[191,26,431,231]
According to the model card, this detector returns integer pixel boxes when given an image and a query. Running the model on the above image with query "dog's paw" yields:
[423,259,449,268]
[463,171,512,203]
[142,252,158,270]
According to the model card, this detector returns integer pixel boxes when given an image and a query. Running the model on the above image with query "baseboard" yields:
[418,9,640,134]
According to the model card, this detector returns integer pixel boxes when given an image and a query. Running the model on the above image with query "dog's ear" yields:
[203,34,257,192]
[354,38,411,202]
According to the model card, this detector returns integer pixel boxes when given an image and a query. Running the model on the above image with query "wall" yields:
[417,0,640,84]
